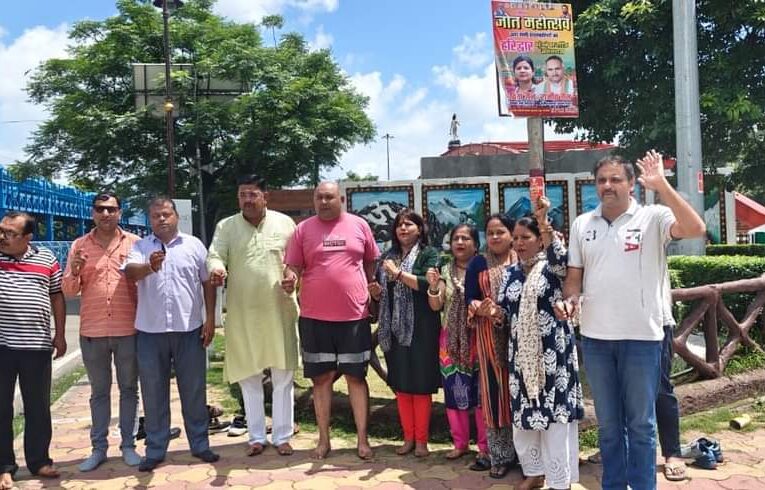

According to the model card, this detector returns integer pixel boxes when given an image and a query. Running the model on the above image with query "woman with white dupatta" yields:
[498,198,584,490]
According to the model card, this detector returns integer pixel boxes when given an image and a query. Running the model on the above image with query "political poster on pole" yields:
[492,2,579,118]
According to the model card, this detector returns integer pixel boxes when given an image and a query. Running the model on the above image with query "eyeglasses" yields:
[238,191,264,200]
[93,205,120,214]
[0,228,23,239]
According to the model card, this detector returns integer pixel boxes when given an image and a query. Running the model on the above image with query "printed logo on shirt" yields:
[585,229,598,241]
[624,228,642,252]
[322,233,346,252]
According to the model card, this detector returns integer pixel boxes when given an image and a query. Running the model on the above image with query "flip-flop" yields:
[276,443,294,456]
[664,461,688,481]
[246,442,265,456]
[489,463,510,479]
[445,448,468,460]
[35,465,60,479]
[469,456,491,471]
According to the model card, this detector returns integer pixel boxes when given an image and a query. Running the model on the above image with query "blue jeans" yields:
[582,336,662,490]
[656,325,681,458]
[137,328,209,461]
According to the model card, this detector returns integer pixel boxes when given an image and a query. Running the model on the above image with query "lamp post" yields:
[153,0,183,197]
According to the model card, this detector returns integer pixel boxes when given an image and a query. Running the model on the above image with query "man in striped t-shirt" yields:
[0,211,66,488]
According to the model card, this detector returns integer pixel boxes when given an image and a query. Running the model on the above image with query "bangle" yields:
[395,270,403,281]
[427,288,441,297]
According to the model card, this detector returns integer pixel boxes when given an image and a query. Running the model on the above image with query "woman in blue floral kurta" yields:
[498,201,583,490]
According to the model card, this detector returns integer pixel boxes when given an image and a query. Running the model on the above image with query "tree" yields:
[556,1,764,180]
[342,170,379,182]
[17,0,375,237]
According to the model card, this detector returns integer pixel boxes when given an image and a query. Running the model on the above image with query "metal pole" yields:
[672,0,705,255]
[161,0,176,198]
[383,133,394,180]
[527,118,544,173]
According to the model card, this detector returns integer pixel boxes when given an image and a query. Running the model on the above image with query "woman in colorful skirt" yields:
[426,224,489,469]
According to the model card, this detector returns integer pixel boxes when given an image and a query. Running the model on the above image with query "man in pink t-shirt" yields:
[284,181,379,460]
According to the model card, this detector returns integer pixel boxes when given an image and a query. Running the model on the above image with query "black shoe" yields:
[469,455,491,472]
[227,415,247,437]
[208,417,231,434]
[192,450,220,463]
[169,427,182,440]
[138,457,163,472]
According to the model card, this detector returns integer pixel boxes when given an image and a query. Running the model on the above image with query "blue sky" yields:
[0,0,569,182]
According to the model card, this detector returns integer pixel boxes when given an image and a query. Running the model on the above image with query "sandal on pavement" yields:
[35,465,60,479]
[489,463,510,479]
[445,448,468,460]
[276,443,294,456]
[246,442,265,456]
[664,461,688,481]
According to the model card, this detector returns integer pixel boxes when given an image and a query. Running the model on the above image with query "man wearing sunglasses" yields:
[0,211,66,489]
[62,193,143,471]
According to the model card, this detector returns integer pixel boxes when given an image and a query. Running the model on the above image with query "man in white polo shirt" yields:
[558,151,705,490]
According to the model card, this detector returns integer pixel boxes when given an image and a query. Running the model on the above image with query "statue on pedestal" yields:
[448,113,461,149]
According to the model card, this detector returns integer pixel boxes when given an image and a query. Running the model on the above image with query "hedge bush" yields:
[706,244,765,256]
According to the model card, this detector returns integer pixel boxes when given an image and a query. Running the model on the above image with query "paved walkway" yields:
[10,377,765,489]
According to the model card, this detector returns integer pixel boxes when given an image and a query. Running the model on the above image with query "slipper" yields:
[489,463,510,479]
[246,442,265,456]
[35,465,60,479]
[276,443,294,456]
[664,461,687,481]
[587,452,602,464]
[445,448,468,460]
[207,404,224,419]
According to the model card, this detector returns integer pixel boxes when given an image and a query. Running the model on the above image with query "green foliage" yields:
[16,0,375,236]
[669,255,765,343]
[706,244,765,257]
[559,1,765,174]
[725,349,765,376]
[342,171,379,182]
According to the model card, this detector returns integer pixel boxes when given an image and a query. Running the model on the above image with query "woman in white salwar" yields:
[497,198,584,490]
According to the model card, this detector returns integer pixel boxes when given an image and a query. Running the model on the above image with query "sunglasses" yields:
[93,205,120,214]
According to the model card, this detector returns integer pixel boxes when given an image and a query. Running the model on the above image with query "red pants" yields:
[396,392,432,443]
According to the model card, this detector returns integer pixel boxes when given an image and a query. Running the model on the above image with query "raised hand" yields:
[70,249,87,276]
[636,149,668,192]
[426,267,441,289]
[149,250,165,273]
[533,195,551,224]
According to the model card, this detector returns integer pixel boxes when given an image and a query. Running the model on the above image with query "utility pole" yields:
[672,0,705,255]
[527,117,545,203]
[382,133,394,180]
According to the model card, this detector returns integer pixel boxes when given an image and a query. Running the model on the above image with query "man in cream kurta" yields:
[207,175,299,456]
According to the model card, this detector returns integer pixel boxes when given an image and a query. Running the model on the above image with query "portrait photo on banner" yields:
[492,1,579,118]
[422,184,490,251]
[346,186,414,251]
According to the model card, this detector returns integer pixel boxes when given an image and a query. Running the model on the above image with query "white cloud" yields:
[453,32,490,69]
[0,24,70,164]
[333,33,573,182]
[213,0,338,23]
[308,25,333,51]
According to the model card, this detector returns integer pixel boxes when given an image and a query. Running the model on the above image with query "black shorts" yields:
[298,317,372,379]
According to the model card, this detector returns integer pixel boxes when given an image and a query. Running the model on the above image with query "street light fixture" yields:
[153,0,184,197]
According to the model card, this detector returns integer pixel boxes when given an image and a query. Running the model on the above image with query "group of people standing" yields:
[0,149,706,490]
[372,151,706,490]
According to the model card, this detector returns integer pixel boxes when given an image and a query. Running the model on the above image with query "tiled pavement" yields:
[10,377,765,489]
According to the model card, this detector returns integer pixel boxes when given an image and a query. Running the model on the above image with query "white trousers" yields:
[238,368,294,446]
[513,421,579,489]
